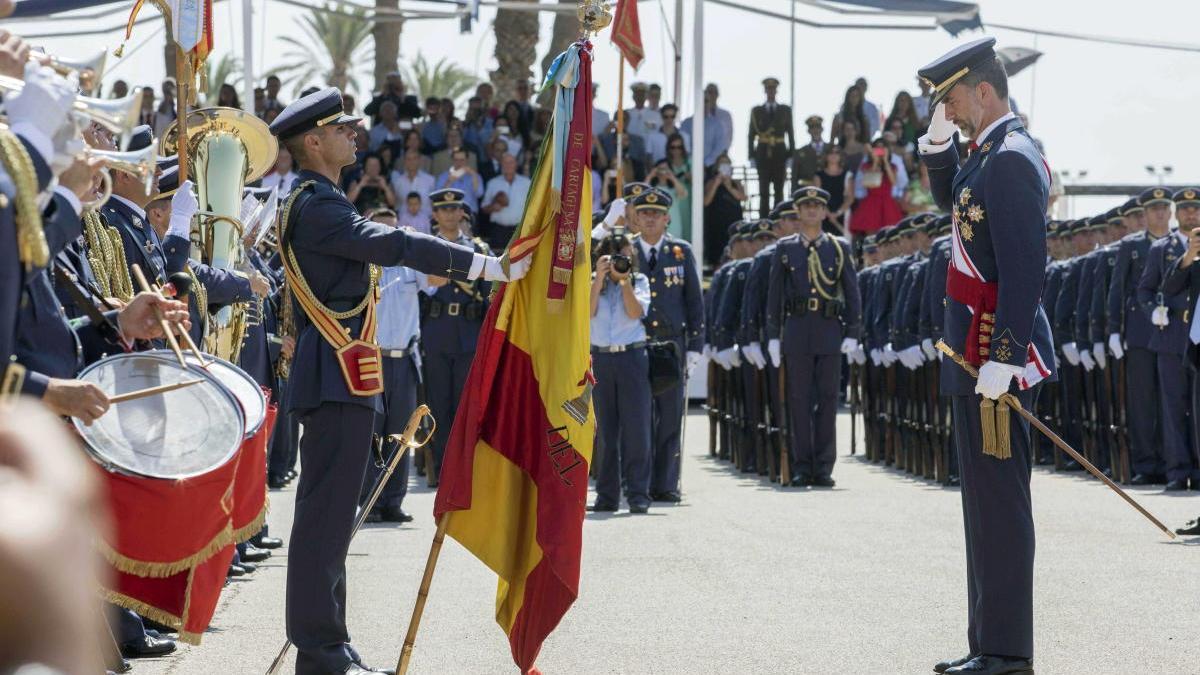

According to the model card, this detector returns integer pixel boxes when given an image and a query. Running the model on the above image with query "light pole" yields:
[1060,169,1088,219]
[1145,165,1174,185]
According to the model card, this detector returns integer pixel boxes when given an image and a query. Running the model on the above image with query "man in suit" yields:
[919,38,1053,675]
[748,77,795,218]
[269,88,527,675]
[790,115,826,191]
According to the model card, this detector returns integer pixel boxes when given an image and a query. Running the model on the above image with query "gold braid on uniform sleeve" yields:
[82,210,136,301]
[0,128,47,269]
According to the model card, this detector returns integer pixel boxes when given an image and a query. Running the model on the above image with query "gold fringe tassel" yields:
[994,399,1013,460]
[177,631,204,646]
[102,589,183,631]
[552,267,572,285]
[980,398,997,458]
[230,500,270,545]
[97,524,234,578]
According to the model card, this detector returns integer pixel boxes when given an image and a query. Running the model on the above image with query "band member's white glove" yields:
[716,346,738,370]
[920,102,957,147]
[1151,305,1170,327]
[5,62,78,169]
[921,337,937,360]
[882,343,898,367]
[168,180,198,239]
[1108,333,1125,360]
[742,342,766,370]
[840,337,859,355]
[1079,349,1095,372]
[1061,342,1081,366]
[975,360,1023,400]
[1092,343,1107,370]
[767,338,781,368]
[481,254,531,282]
[869,348,882,366]
[900,345,924,370]
[852,346,867,365]
[685,350,702,376]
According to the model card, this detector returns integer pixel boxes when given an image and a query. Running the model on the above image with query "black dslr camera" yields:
[597,225,633,274]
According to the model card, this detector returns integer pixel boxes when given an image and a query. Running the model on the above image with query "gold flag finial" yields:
[578,0,612,37]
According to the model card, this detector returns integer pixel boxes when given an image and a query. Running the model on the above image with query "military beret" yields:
[792,185,830,206]
[1046,220,1062,238]
[1069,219,1091,234]
[1138,186,1172,207]
[805,115,823,128]
[269,86,362,141]
[631,187,672,212]
[622,181,651,199]
[126,124,154,152]
[1118,197,1143,216]
[430,188,465,209]
[762,77,780,88]
[1173,187,1200,206]
[917,37,999,108]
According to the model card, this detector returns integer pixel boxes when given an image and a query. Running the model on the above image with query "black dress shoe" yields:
[652,491,682,503]
[363,509,383,523]
[252,534,284,549]
[944,655,1033,674]
[240,544,271,562]
[237,560,258,573]
[1175,517,1200,535]
[107,656,132,673]
[382,505,414,523]
[934,654,974,673]
[1165,478,1189,491]
[1131,473,1164,485]
[812,475,836,488]
[343,664,395,674]
[947,475,961,487]
[268,475,288,489]
[227,563,246,577]
[1060,460,1082,471]
[139,616,178,634]
[588,502,617,512]
[628,501,650,514]
[286,469,298,480]
[790,475,811,487]
[121,635,177,658]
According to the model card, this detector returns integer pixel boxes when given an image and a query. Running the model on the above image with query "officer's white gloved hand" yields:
[1151,305,1170,327]
[715,347,737,370]
[685,350,702,376]
[5,62,77,163]
[727,345,742,368]
[882,343,898,367]
[167,180,198,239]
[702,344,714,360]
[603,197,626,228]
[840,337,858,355]
[852,346,867,366]
[1092,343,1107,370]
[921,337,937,360]
[870,348,882,366]
[1108,333,1125,360]
[924,102,957,145]
[767,339,782,368]
[481,254,530,282]
[742,342,766,370]
[901,345,924,370]
[1062,342,1081,366]
[1079,349,1095,372]
[975,360,1022,400]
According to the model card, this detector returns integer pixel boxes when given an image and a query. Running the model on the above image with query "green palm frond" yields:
[200,53,243,104]
[272,2,374,96]
[400,54,479,103]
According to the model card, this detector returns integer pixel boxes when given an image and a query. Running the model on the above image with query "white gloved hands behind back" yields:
[1108,333,1125,360]
[767,339,781,368]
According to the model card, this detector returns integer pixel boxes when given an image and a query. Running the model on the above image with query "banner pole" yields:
[396,515,451,675]
[615,55,626,196]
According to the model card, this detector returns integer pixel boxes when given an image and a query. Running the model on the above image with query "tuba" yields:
[162,107,277,362]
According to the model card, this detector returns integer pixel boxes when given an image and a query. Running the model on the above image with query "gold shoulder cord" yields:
[82,211,136,302]
[186,264,207,334]
[807,234,846,301]
[0,128,48,269]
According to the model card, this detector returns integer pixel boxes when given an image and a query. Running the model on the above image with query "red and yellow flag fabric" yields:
[611,0,645,70]
[433,41,595,674]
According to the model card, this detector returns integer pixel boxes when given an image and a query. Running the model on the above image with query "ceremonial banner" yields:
[433,41,595,674]
[610,0,645,70]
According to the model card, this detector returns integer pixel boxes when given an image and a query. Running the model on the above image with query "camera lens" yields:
[611,254,632,274]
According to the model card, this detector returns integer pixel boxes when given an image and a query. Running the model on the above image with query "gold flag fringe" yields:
[98,524,234,578]
[102,589,183,632]
[231,500,270,545]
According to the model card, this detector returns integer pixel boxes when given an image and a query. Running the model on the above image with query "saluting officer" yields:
[633,187,705,502]
[748,77,795,218]
[1109,188,1169,484]
[268,88,524,675]
[765,186,860,487]
[421,187,493,488]
[919,38,1054,675]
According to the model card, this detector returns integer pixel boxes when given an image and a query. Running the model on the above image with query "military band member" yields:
[748,77,795,218]
[268,88,526,675]
[919,38,1053,675]
[103,125,169,286]
[632,187,704,502]
[1108,188,1169,484]
[765,186,860,486]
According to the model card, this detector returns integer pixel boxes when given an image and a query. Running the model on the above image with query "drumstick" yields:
[109,379,205,404]
[130,264,187,368]
[153,280,210,368]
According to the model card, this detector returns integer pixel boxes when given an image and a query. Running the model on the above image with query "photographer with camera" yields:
[589,228,654,514]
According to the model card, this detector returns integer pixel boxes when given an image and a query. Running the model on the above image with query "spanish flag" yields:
[433,41,595,674]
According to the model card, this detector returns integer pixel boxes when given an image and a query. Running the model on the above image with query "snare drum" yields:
[143,350,267,439]
[74,352,245,479]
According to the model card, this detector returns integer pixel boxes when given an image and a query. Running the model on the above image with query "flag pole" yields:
[175,46,190,183]
[615,56,626,196]
[396,515,451,675]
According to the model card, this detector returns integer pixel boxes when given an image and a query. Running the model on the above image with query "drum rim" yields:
[73,352,246,479]
[142,350,268,438]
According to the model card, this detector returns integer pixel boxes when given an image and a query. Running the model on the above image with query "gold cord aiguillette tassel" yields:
[980,398,997,458]
[994,398,1013,460]
[0,129,47,269]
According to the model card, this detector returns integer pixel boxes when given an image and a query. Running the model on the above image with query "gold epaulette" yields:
[0,129,47,269]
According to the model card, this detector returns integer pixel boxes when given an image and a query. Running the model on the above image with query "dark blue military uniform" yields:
[270,88,484,675]
[105,125,169,287]
[1162,187,1200,487]
[920,38,1054,666]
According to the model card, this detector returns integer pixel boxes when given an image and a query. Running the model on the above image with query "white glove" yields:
[1151,305,1169,327]
[852,346,867,365]
[1062,342,1081,366]
[767,339,781,368]
[742,342,766,370]
[901,345,924,370]
[882,343,898,367]
[975,360,1022,400]
[869,348,882,366]
[1092,343,1107,370]
[1079,349,1095,372]
[5,62,77,163]
[702,344,714,360]
[168,179,198,238]
[921,338,936,360]
[924,102,957,146]
[1108,333,1125,360]
[48,122,84,177]
[840,337,859,355]
[685,350,702,376]
[716,346,737,370]
[481,254,531,282]
[728,345,742,368]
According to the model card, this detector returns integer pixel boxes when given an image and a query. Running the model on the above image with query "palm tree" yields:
[400,54,479,103]
[373,0,402,93]
[539,0,578,103]
[273,2,374,96]
[490,0,539,104]
[200,53,243,105]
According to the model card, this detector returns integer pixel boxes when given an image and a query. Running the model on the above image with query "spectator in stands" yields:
[111,79,128,99]
[847,137,906,240]
[913,76,932,121]
[481,154,532,249]
[369,101,406,153]
[261,146,299,194]
[422,98,449,153]
[435,147,484,212]
[837,119,866,175]
[790,114,826,190]
[853,76,882,139]
[702,152,746,268]
[476,81,499,119]
[901,158,936,215]
[513,79,535,130]
[342,93,356,115]
[648,160,689,239]
[681,83,733,169]
[885,91,921,146]
[348,153,397,214]
[253,87,265,116]
[430,126,475,178]
[364,72,422,124]
[666,132,693,237]
[264,75,285,114]
[529,107,553,158]
[816,147,850,235]
[152,78,177,138]
[399,191,430,234]
[625,81,662,140]
[138,86,155,127]
[592,83,610,137]
[647,82,663,111]
[462,96,495,158]
[495,102,529,164]
[479,138,508,184]
[832,85,870,149]
[645,103,689,164]
[391,149,436,218]
[216,83,240,109]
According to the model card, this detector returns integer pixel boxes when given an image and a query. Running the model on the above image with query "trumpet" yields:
[79,139,159,210]
[0,75,142,150]
[32,49,107,93]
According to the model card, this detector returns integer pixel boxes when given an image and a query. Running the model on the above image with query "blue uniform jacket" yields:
[104,197,167,286]
[705,262,732,348]
[919,235,952,344]
[1042,260,1064,346]
[859,266,881,349]
[1089,245,1120,345]
[714,257,752,351]
[420,233,491,355]
[738,243,776,346]
[637,235,705,353]
[1073,249,1102,346]
[894,253,928,350]
[1,135,55,373]
[1136,233,1190,356]
[764,232,861,355]
[1107,231,1159,350]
